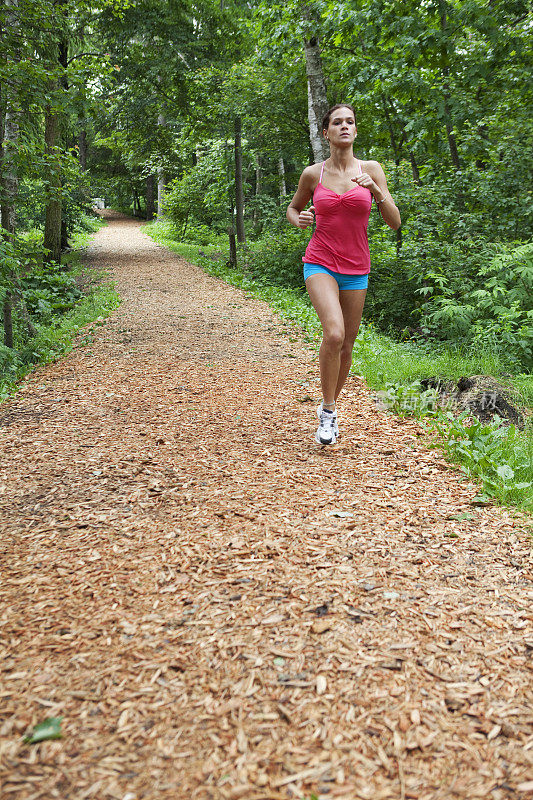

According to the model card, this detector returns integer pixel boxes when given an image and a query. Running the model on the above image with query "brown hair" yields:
[322,104,357,132]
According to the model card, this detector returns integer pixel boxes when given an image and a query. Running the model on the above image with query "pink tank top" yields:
[303,160,372,275]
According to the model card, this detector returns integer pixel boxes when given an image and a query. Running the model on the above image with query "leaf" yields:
[496,464,514,480]
[470,494,492,506]
[24,717,63,744]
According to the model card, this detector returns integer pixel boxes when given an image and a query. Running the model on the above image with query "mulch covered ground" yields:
[1,212,532,800]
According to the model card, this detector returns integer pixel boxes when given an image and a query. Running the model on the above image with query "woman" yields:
[287,104,401,445]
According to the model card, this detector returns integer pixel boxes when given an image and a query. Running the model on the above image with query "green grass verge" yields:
[0,217,120,401]
[145,222,532,518]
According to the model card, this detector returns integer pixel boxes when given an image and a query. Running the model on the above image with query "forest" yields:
[1,0,532,506]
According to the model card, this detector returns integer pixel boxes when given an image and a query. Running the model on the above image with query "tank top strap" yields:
[356,159,363,176]
[319,161,325,184]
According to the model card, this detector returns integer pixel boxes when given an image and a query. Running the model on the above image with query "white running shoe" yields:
[315,403,338,445]
[317,403,339,436]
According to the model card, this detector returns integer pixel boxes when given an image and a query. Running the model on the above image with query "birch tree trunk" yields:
[278,155,287,198]
[302,17,329,163]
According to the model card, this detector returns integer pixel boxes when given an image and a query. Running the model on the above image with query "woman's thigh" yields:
[305,273,344,334]
[339,289,367,344]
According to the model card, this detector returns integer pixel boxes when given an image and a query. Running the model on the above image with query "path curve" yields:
[1,213,531,800]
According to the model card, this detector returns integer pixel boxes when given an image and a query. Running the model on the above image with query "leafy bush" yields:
[22,266,83,323]
[377,380,532,513]
[431,411,532,509]
[164,141,233,238]
[419,241,533,370]
[245,227,309,289]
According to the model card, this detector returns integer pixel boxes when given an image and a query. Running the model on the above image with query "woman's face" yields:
[325,107,357,144]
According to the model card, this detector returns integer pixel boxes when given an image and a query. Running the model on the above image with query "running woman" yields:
[287,104,401,445]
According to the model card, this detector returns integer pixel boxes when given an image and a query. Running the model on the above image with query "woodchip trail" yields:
[1,212,532,800]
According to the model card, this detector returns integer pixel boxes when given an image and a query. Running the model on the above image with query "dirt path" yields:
[1,212,532,800]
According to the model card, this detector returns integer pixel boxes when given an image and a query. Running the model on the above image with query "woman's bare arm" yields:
[286,166,318,228]
[355,161,401,230]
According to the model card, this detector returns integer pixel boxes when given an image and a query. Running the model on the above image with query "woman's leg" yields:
[305,273,345,406]
[335,288,367,400]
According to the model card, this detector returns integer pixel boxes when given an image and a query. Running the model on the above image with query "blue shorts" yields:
[303,263,369,290]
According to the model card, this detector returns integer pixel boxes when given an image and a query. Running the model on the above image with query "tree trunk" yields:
[3,293,14,348]
[59,36,69,250]
[156,113,166,219]
[253,153,262,227]
[78,128,87,170]
[1,0,36,343]
[381,94,401,165]
[409,152,422,185]
[228,225,237,267]
[43,109,62,264]
[278,155,287,198]
[234,115,245,243]
[225,140,237,266]
[1,93,18,238]
[2,0,18,346]
[157,170,166,219]
[61,214,68,250]
[302,12,329,163]
[438,1,461,170]
[443,94,461,169]
[145,174,155,220]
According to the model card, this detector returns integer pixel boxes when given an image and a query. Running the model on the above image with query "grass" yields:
[0,216,120,401]
[145,222,532,518]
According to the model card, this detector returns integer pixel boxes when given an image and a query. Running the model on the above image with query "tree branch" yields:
[67,51,106,64]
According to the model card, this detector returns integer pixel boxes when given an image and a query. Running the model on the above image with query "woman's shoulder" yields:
[299,162,322,185]
[301,163,322,181]
[360,159,386,177]
[304,162,324,174]
[360,158,381,170]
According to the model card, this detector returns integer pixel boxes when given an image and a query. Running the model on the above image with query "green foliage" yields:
[420,241,533,370]
[0,222,119,399]
[376,381,441,419]
[24,717,63,745]
[429,412,532,513]
[245,227,309,289]
[375,381,533,514]
[164,141,231,236]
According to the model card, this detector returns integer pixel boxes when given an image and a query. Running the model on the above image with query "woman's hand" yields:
[298,205,315,229]
[352,173,381,198]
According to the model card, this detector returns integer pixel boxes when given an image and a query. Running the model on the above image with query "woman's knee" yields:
[323,326,345,350]
[342,327,361,355]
